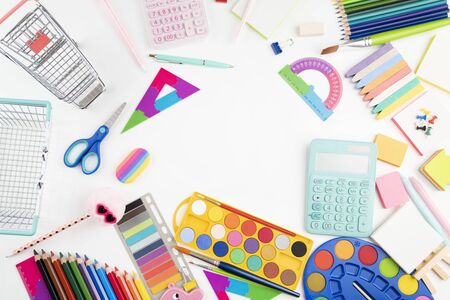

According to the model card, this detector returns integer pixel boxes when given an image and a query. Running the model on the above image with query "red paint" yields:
[258,227,273,243]
[241,220,257,236]
[314,250,334,270]
[358,245,378,266]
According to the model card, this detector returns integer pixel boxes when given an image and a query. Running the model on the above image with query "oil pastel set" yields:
[346,43,426,120]
[115,194,202,299]
[173,192,313,291]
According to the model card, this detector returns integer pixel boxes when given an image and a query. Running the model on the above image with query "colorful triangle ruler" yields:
[203,270,281,300]
[122,68,199,133]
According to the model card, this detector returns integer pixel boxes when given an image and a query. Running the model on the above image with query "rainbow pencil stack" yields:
[346,43,426,120]
[334,0,450,40]
[20,250,151,300]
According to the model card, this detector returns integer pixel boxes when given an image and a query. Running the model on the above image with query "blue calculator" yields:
[305,139,377,237]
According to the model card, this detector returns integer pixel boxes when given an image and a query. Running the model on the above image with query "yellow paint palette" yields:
[173,192,313,290]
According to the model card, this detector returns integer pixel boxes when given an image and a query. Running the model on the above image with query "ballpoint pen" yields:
[149,54,233,68]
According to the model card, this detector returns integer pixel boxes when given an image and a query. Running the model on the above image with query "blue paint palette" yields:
[303,237,433,300]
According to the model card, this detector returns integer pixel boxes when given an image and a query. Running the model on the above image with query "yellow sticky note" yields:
[374,134,408,167]
[420,149,450,190]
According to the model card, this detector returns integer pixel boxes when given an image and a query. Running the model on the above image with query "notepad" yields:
[416,30,450,94]
[231,0,300,39]
[392,92,450,156]
[420,149,450,191]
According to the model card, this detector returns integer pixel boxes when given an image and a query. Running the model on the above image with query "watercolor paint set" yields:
[115,194,201,299]
[303,237,433,300]
[173,192,313,290]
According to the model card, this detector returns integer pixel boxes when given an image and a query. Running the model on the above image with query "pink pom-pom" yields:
[87,188,125,224]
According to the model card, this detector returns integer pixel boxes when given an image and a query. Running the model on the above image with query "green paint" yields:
[122,110,147,133]
[246,255,262,271]
[379,258,399,278]
[313,297,328,300]
[230,249,245,264]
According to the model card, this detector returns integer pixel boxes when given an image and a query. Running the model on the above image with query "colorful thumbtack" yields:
[428,115,438,124]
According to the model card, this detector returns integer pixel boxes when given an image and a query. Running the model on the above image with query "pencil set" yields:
[346,43,426,120]
[333,0,450,40]
[16,250,150,300]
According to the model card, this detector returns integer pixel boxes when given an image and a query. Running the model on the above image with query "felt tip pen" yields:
[149,54,233,68]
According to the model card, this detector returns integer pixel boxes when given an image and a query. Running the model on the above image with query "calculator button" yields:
[154,36,164,43]
[182,12,191,19]
[359,206,368,214]
[347,196,356,204]
[190,2,200,8]
[150,18,160,26]
[323,213,333,221]
[193,19,204,26]
[346,215,355,222]
[184,23,195,36]
[172,23,183,30]
[349,181,358,186]
[159,8,170,16]
[324,195,333,203]
[153,28,162,35]
[313,178,324,185]
[325,179,336,185]
[323,222,332,230]
[149,10,159,18]
[168,0,176,3]
[334,223,345,231]
[323,204,333,212]
[195,26,207,35]
[359,197,368,205]
[313,186,324,193]
[161,17,171,24]
[335,196,345,203]
[336,187,346,194]
[335,205,343,212]
[361,180,369,187]
[347,206,357,214]
[360,189,369,196]
[313,194,323,202]
[163,25,171,32]
[172,14,182,22]
[346,224,356,232]
[164,33,175,41]
[310,212,322,220]
[192,9,202,18]
[311,222,320,229]
[312,203,322,211]
[175,31,186,39]
[358,216,369,232]
[337,179,346,185]
[348,188,358,195]
[180,4,189,10]
[325,186,334,194]
[169,6,179,13]
[335,214,345,222]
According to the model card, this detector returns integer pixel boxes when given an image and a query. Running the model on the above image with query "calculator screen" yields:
[315,153,369,175]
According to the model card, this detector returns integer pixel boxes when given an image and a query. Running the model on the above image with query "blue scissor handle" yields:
[63,125,109,174]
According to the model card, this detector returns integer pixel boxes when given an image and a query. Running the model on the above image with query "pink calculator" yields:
[142,0,209,49]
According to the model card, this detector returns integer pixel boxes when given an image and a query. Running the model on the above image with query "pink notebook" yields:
[16,256,52,300]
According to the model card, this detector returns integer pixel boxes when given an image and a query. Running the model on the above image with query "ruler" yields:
[279,57,342,121]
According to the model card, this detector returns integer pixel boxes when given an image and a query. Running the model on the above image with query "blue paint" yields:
[213,241,229,257]
[196,234,212,250]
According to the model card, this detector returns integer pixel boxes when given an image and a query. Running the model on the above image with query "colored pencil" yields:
[33,250,58,300]
[115,269,134,300]
[76,253,101,300]
[125,272,142,300]
[106,265,126,300]
[202,196,296,237]
[61,254,84,300]
[68,253,93,300]
[95,261,118,300]
[41,250,67,300]
[85,256,109,300]
[51,252,77,300]
[132,272,151,300]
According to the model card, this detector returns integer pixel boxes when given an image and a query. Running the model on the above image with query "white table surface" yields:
[1,0,449,299]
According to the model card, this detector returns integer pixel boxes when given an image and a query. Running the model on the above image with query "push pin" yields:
[416,119,426,127]
[425,126,433,136]
[416,115,427,121]
[421,108,431,116]
[416,125,427,131]
[428,115,438,124]
[271,38,294,55]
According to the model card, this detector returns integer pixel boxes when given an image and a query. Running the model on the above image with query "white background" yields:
[1,0,449,299]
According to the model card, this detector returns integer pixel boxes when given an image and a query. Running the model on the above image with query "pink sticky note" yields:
[376,172,409,208]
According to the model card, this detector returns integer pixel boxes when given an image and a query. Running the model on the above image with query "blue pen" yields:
[63,102,126,175]
[94,260,118,300]
[85,256,108,300]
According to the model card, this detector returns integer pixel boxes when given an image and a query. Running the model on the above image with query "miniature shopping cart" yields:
[0,98,51,235]
[0,0,105,108]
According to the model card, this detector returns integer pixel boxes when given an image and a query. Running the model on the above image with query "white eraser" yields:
[298,23,325,37]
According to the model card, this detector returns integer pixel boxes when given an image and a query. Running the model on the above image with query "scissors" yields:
[64,103,126,175]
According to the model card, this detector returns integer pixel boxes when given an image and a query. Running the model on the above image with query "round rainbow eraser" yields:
[116,148,150,184]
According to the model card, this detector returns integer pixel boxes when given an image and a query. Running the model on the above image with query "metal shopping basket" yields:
[0,0,105,108]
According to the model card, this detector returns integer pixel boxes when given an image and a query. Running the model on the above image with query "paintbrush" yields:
[175,246,300,297]
[321,17,450,54]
